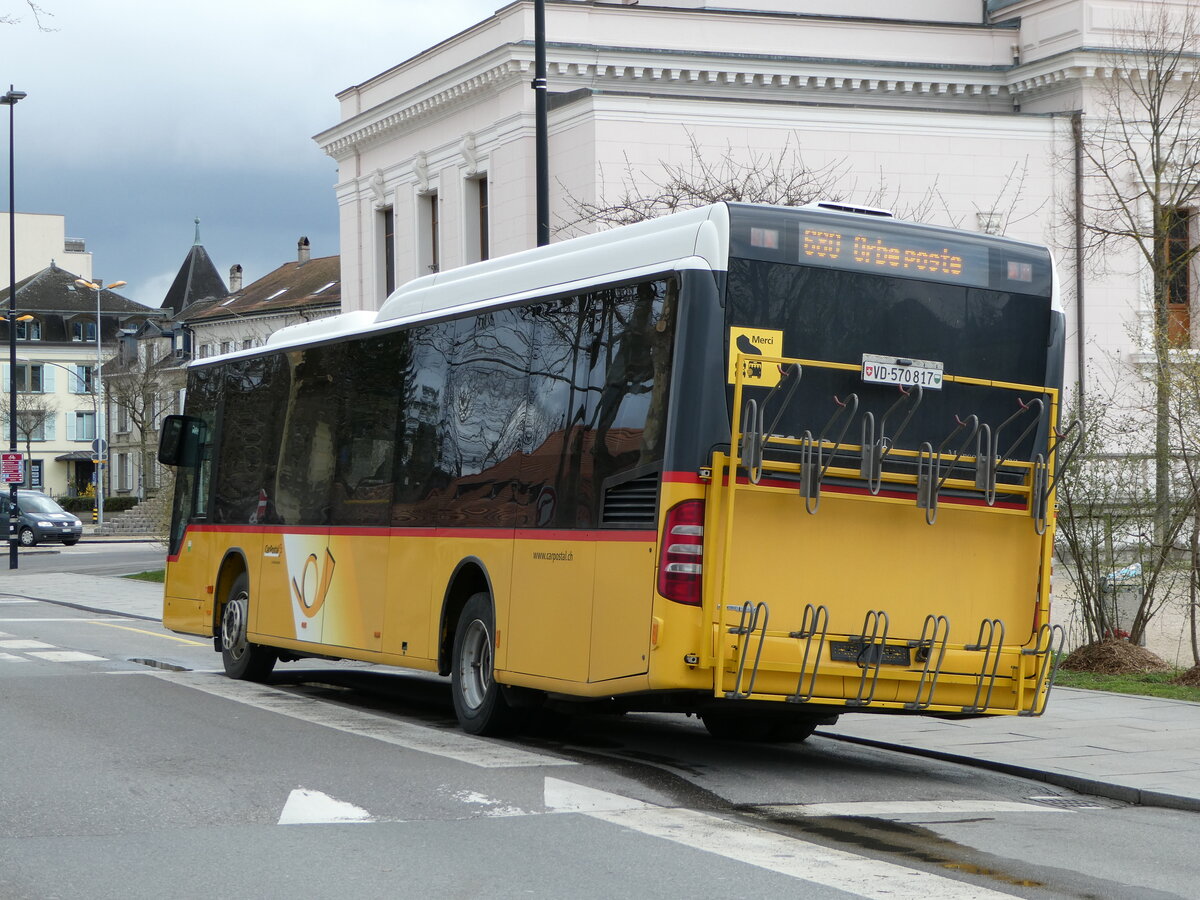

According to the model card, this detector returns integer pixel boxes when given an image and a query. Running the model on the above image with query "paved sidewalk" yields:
[2,571,1199,812]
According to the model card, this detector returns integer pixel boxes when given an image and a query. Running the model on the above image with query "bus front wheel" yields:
[451,592,515,735]
[220,573,276,682]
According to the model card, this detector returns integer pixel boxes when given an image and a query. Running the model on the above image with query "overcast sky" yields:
[3,0,500,308]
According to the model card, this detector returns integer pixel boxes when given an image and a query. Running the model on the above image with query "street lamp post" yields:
[3,85,26,570]
[75,278,126,529]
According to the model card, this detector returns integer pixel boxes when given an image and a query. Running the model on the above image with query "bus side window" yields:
[274,346,338,526]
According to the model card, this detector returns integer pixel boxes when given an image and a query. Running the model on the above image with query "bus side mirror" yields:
[158,415,204,467]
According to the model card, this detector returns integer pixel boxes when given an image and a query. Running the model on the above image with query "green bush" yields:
[57,495,139,514]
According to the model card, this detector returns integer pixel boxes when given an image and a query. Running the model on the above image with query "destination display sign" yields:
[730,206,1052,295]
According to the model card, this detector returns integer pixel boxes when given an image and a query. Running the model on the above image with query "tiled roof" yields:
[160,243,228,316]
[0,264,164,344]
[185,255,340,323]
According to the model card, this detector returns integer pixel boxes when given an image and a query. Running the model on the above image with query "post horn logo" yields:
[291,548,336,617]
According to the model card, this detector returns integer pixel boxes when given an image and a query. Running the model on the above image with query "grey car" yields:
[1,490,83,546]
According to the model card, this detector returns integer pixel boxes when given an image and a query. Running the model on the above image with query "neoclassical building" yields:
[314,0,1198,399]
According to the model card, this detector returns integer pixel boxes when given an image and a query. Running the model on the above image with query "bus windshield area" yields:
[725,257,1054,463]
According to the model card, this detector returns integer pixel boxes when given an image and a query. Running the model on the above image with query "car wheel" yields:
[220,573,276,681]
[451,592,516,735]
[61,537,79,546]
[18,526,36,547]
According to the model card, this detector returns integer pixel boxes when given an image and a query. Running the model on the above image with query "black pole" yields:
[533,0,549,247]
[4,86,24,570]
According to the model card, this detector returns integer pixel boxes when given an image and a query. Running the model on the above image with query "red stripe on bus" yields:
[167,523,656,561]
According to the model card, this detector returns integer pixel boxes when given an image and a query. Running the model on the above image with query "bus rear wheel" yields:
[451,592,515,735]
[220,573,276,682]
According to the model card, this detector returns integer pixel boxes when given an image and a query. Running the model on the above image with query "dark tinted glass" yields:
[440,309,532,527]
[331,334,403,526]
[213,355,288,525]
[168,365,220,554]
[392,321,455,526]
[726,259,1052,461]
[274,346,339,526]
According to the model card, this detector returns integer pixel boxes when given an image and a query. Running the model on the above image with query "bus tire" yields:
[451,592,515,735]
[220,572,276,682]
[701,711,819,743]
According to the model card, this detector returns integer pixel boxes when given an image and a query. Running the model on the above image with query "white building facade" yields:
[315,0,1199,398]
[0,212,92,283]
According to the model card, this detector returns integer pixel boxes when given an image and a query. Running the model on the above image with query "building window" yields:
[14,364,43,393]
[1165,207,1194,347]
[71,320,97,342]
[29,459,42,489]
[379,206,395,302]
[117,403,130,433]
[71,364,94,394]
[220,341,231,354]
[17,318,41,340]
[117,453,130,492]
[464,176,489,264]
[418,191,440,274]
[73,411,96,442]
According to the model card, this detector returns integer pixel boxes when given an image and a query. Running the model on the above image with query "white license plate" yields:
[862,354,944,390]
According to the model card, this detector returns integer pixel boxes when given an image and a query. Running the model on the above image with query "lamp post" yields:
[3,85,26,570]
[75,278,126,528]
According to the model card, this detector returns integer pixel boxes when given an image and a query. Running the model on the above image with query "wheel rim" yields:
[18,528,33,547]
[222,590,249,662]
[457,619,492,712]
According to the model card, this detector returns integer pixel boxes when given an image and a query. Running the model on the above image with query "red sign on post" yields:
[2,452,24,484]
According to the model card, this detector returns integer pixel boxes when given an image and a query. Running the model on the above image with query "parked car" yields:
[0,490,83,546]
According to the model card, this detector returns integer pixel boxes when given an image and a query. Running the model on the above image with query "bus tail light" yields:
[658,500,705,606]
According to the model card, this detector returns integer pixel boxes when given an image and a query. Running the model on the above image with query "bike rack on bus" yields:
[860,386,923,494]
[916,415,981,525]
[725,601,770,699]
[1030,420,1084,534]
[904,614,950,710]
[787,603,830,703]
[1019,623,1066,716]
[847,609,890,706]
[962,617,1006,713]
[975,398,1046,505]
[741,363,802,484]
[799,394,859,513]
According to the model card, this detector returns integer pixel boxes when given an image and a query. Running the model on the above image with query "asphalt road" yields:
[5,538,167,577]
[0,597,1196,899]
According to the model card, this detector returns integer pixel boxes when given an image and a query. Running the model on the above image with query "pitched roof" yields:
[0,263,153,315]
[184,255,340,323]
[0,263,164,344]
[160,232,228,316]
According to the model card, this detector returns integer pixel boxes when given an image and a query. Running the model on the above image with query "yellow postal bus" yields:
[158,202,1073,738]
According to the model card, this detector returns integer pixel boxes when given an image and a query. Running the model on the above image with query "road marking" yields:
[0,652,29,662]
[278,788,374,825]
[153,671,575,769]
[0,630,10,636]
[0,617,127,622]
[0,639,54,649]
[88,620,207,645]
[766,800,1067,817]
[548,781,1020,900]
[0,600,36,605]
[27,650,107,662]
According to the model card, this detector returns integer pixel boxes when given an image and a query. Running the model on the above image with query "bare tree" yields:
[1,2,53,28]
[1057,2,1200,651]
[0,391,56,487]
[104,346,181,499]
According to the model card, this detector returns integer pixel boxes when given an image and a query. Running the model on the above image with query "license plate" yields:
[862,354,943,390]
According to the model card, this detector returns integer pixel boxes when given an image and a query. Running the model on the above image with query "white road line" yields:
[27,650,107,662]
[767,800,1066,817]
[152,671,575,769]
[0,639,54,650]
[278,788,374,825]
[0,617,126,622]
[0,600,36,605]
[0,652,29,662]
[0,630,10,636]
[544,779,1024,898]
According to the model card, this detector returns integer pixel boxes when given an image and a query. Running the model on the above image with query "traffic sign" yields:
[2,452,24,484]
[92,438,108,455]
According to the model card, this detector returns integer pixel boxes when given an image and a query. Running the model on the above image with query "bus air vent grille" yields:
[601,472,660,529]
